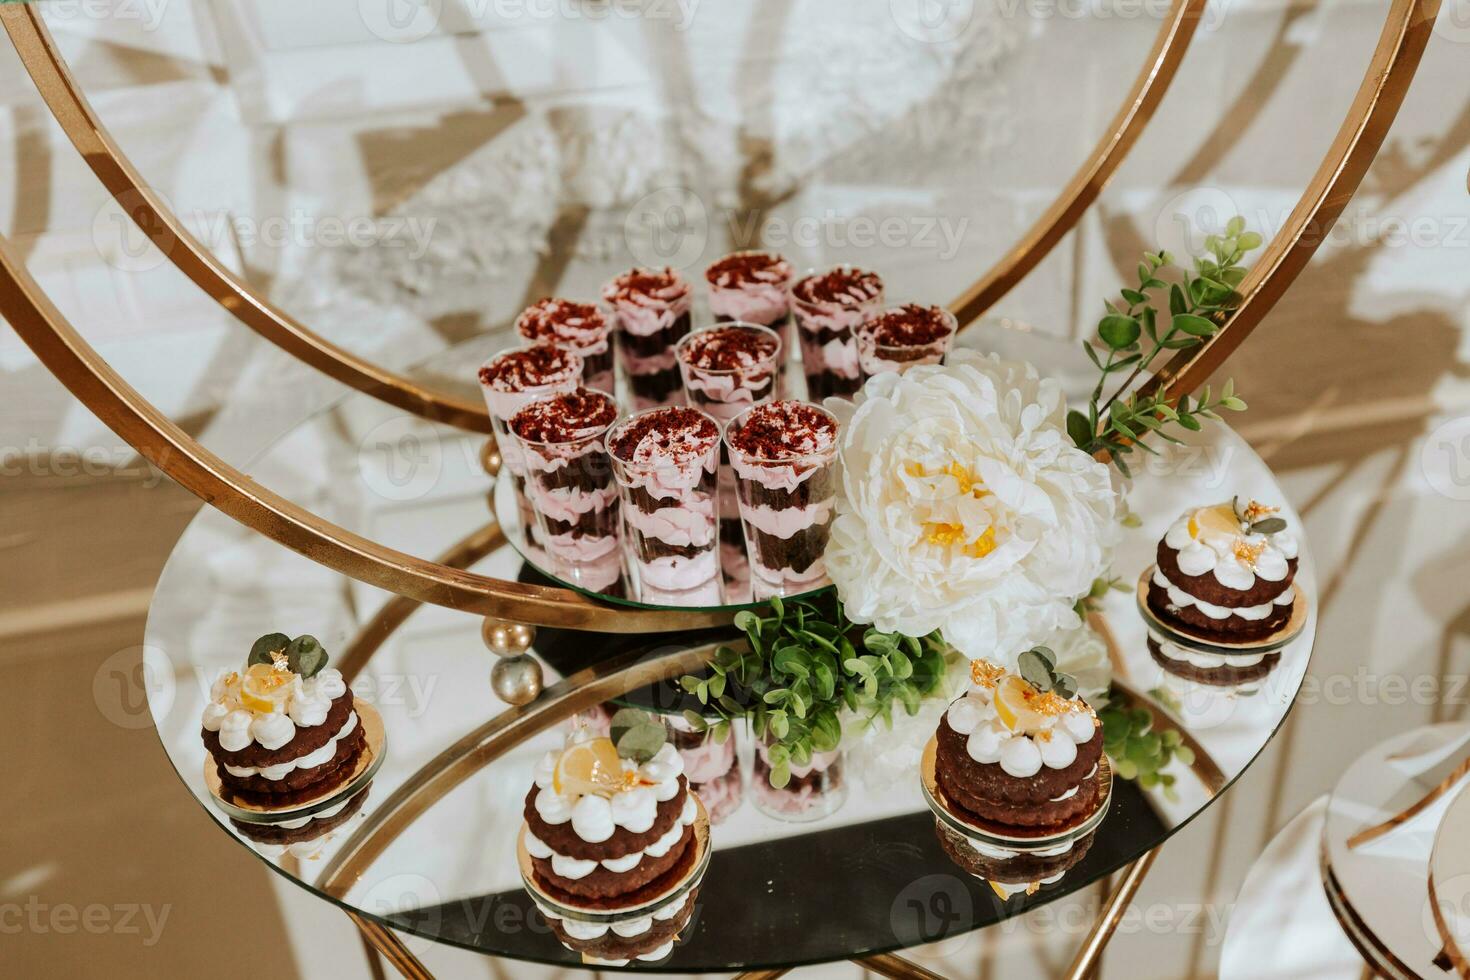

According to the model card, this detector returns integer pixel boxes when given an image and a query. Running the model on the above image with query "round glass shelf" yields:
[143,325,1318,972]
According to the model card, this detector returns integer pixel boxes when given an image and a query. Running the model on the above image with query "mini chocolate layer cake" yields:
[790,266,883,399]
[545,888,699,962]
[604,268,693,408]
[705,250,794,341]
[524,776,690,862]
[1148,636,1281,687]
[516,298,614,391]
[204,688,366,806]
[934,822,1094,886]
[935,718,1103,828]
[1147,500,1301,643]
[726,401,839,590]
[230,786,370,846]
[218,721,367,800]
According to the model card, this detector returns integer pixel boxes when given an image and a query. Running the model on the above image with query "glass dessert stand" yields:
[139,327,1319,978]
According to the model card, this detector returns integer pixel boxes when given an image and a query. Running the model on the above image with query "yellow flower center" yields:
[906,460,990,499]
[923,523,997,558]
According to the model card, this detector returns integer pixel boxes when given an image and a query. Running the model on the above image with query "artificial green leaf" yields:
[1067,409,1094,450]
[1172,313,1216,337]
[249,632,290,667]
[1099,314,1141,350]
[286,635,327,678]
[1249,517,1287,535]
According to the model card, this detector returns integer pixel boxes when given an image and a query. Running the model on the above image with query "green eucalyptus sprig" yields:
[247,632,328,678]
[1016,646,1078,699]
[1098,687,1195,801]
[608,707,668,764]
[1231,495,1287,535]
[678,594,952,789]
[1068,216,1262,477]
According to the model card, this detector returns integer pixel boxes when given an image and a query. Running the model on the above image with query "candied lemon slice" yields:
[993,675,1046,733]
[553,737,625,798]
[1188,503,1239,540]
[239,662,292,713]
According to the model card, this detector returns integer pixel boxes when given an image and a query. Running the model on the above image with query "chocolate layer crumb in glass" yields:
[509,389,622,588]
[675,323,781,423]
[477,345,584,549]
[855,303,958,379]
[603,267,693,410]
[790,266,884,400]
[725,400,839,596]
[752,733,846,822]
[605,406,722,597]
[516,298,615,394]
[705,250,794,351]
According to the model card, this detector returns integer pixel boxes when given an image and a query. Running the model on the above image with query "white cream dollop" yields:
[999,737,1042,778]
[1163,505,1298,592]
[945,691,1097,778]
[570,794,616,843]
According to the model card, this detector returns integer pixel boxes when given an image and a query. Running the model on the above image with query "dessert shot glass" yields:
[477,345,584,548]
[515,298,615,395]
[602,267,693,410]
[855,303,958,379]
[752,732,847,823]
[789,265,884,400]
[705,250,795,352]
[604,406,723,601]
[724,400,840,597]
[507,388,624,594]
[675,322,782,423]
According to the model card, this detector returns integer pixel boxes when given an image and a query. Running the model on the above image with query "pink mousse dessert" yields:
[725,400,839,597]
[705,251,794,351]
[605,407,722,596]
[855,303,957,378]
[674,323,782,423]
[516,299,615,395]
[602,267,693,410]
[508,389,624,594]
[790,266,884,400]
[478,346,584,546]
[752,738,846,822]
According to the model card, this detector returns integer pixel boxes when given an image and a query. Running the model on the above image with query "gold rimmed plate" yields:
[205,701,386,825]
[919,736,1112,851]
[518,794,711,924]
[1136,565,1309,656]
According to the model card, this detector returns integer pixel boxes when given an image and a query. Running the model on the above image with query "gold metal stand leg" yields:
[854,951,948,979]
[1064,849,1159,980]
[348,911,435,980]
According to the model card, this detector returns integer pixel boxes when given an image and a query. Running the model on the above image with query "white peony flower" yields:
[825,350,1118,665]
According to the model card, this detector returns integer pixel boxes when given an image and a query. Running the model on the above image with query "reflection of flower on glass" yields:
[824,351,1118,666]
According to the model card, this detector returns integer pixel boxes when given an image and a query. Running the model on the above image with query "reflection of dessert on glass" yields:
[202,634,365,811]
[751,735,846,822]
[603,267,693,410]
[521,718,705,963]
[231,786,371,860]
[1146,499,1299,643]
[790,266,884,399]
[540,888,701,966]
[508,388,623,594]
[606,407,722,597]
[726,400,839,597]
[1147,635,1281,689]
[675,323,782,423]
[933,658,1105,832]
[516,298,615,394]
[934,821,1093,899]
[704,250,794,351]
[666,715,743,825]
[478,345,585,550]
[855,303,957,378]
